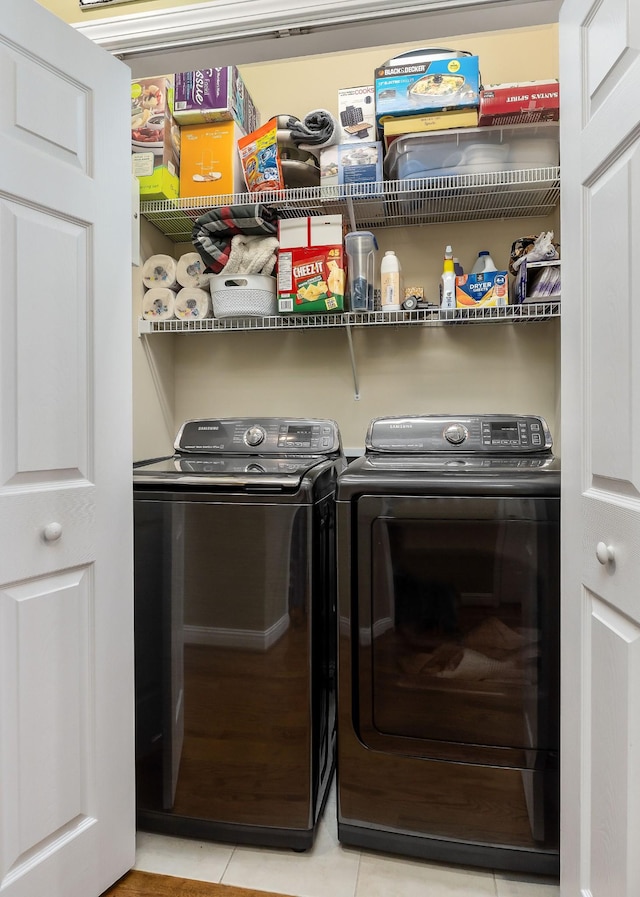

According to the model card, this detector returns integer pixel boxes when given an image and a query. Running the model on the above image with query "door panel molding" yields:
[0,568,94,883]
[588,592,640,895]
[583,0,638,114]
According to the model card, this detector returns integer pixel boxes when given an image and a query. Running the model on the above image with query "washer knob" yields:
[245,426,266,447]
[444,423,468,445]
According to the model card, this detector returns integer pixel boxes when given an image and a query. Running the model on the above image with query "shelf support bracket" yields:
[346,196,356,233]
[344,322,360,400]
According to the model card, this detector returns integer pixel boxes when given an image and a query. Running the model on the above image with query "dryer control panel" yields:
[175,417,342,455]
[366,414,552,453]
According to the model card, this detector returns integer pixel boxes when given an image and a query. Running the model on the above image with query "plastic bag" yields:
[509,232,559,276]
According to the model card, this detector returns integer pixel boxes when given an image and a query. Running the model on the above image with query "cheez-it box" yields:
[277,216,345,314]
[478,80,560,126]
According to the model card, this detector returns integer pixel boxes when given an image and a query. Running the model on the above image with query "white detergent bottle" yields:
[380,250,402,311]
[470,250,498,274]
[440,245,456,310]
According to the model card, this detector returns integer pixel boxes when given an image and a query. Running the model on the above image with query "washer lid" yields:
[133,454,326,488]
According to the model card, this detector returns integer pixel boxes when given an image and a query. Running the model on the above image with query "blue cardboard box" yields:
[374,55,480,127]
[456,271,509,308]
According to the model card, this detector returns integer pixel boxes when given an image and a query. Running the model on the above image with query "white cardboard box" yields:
[338,86,376,143]
[278,215,343,249]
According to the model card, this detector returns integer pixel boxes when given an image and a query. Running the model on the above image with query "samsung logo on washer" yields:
[198,426,220,431]
[389,424,412,429]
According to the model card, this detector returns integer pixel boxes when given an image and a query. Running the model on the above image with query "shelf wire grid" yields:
[138,302,561,335]
[140,167,561,242]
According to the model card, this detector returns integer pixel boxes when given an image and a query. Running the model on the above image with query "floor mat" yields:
[102,869,295,897]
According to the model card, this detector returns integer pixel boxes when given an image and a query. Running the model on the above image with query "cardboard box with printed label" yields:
[338,86,376,143]
[131,75,180,201]
[179,121,246,199]
[456,271,509,308]
[173,67,259,134]
[277,216,345,314]
[382,108,479,150]
[320,143,383,187]
[374,55,480,129]
[478,81,560,126]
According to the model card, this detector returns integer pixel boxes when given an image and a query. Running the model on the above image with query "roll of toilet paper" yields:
[142,288,176,320]
[176,252,211,289]
[142,254,179,290]
[175,287,212,320]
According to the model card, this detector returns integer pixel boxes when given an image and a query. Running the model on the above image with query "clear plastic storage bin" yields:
[384,124,559,181]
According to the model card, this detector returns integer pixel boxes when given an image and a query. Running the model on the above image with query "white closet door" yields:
[560,1,640,894]
[0,2,134,896]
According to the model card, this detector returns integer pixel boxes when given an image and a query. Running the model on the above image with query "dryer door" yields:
[353,494,559,764]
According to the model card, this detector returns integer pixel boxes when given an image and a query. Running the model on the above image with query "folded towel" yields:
[192,204,278,273]
[224,235,279,276]
[286,109,338,156]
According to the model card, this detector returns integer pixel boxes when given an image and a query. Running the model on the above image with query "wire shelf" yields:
[138,302,560,335]
[140,167,561,242]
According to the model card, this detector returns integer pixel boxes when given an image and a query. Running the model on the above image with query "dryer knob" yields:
[245,426,266,446]
[444,423,468,445]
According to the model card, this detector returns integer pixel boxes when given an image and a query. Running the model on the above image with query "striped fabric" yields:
[192,204,278,273]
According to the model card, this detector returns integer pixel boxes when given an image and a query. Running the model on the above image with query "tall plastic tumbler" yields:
[345,231,378,311]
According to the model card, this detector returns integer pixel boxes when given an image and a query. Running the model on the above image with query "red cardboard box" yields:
[478,81,559,126]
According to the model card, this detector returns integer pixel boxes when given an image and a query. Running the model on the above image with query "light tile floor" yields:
[134,779,559,897]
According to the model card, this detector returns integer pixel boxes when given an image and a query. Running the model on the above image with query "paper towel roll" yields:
[175,287,212,319]
[142,288,176,320]
[142,254,179,290]
[176,252,211,289]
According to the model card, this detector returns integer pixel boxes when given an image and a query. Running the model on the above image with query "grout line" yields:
[351,851,363,897]
[219,846,237,884]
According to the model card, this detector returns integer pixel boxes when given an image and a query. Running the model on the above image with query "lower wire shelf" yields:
[137,301,561,335]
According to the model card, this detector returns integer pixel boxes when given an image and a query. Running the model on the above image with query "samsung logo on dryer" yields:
[198,425,220,431]
[389,423,412,429]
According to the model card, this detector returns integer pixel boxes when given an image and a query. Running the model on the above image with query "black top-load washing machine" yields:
[336,414,560,875]
[133,417,345,850]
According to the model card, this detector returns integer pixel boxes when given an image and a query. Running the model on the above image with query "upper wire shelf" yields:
[140,167,561,243]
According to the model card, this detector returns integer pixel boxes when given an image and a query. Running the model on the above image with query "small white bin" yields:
[209,274,277,318]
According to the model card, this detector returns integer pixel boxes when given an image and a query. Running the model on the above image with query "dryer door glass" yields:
[354,495,559,760]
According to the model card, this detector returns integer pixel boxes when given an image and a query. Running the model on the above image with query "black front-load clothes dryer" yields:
[133,417,345,850]
[336,414,560,875]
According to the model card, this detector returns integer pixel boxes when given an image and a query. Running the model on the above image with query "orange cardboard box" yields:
[179,121,247,198]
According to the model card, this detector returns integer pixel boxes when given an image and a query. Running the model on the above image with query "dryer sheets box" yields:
[277,216,345,314]
[456,271,509,307]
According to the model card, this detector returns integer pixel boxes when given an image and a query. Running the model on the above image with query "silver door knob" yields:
[42,522,62,542]
[595,541,614,565]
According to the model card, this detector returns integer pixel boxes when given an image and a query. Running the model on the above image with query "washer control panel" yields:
[175,418,342,455]
[366,415,552,453]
